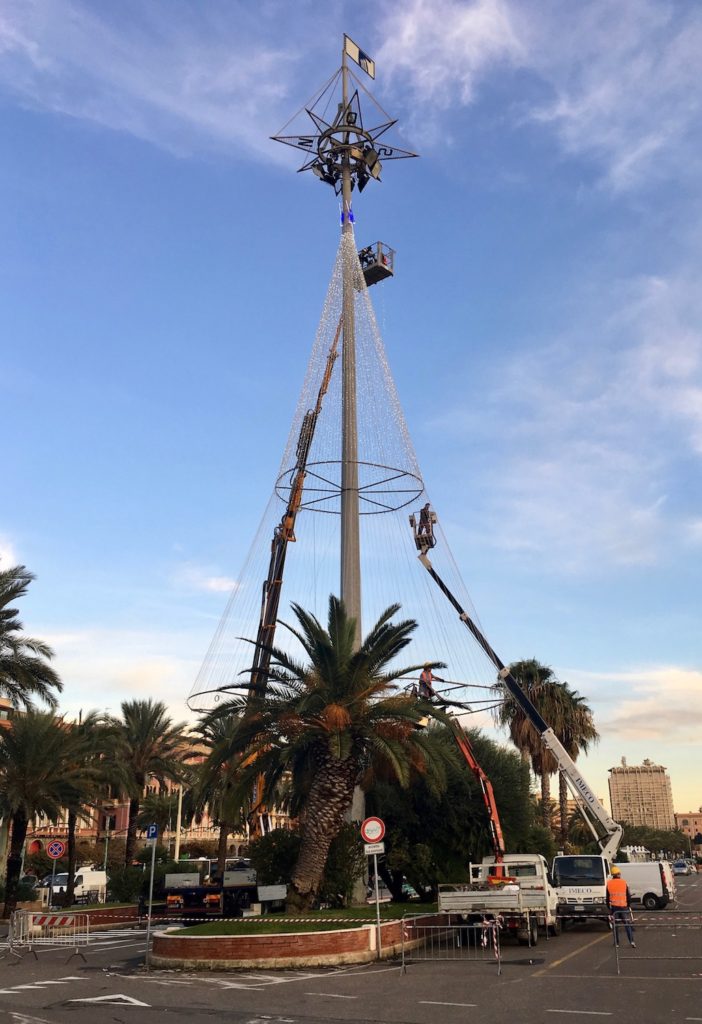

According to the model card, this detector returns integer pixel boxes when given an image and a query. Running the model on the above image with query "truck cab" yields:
[551,854,609,919]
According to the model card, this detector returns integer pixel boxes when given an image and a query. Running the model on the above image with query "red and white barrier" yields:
[9,910,90,958]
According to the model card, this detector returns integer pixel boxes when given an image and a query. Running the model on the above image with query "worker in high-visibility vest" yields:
[606,866,636,948]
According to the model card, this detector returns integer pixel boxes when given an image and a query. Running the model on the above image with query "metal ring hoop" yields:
[275,459,424,515]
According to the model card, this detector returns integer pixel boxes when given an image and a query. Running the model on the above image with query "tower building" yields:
[608,757,675,830]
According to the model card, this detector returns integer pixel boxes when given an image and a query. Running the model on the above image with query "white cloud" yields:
[0,0,306,160]
[571,665,702,743]
[377,0,702,190]
[434,267,702,574]
[527,1,702,191]
[41,626,201,723]
[377,0,524,110]
[0,536,18,567]
[171,562,238,594]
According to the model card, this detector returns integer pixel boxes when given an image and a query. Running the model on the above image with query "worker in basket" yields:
[418,663,438,701]
[606,866,636,949]
[418,502,433,538]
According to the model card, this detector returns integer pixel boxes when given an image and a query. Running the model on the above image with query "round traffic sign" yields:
[47,839,66,860]
[360,817,385,843]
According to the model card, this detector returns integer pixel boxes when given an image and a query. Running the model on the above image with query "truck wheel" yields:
[518,919,539,946]
[549,916,562,937]
[642,893,658,911]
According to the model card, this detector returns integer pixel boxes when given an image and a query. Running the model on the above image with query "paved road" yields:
[0,875,700,1024]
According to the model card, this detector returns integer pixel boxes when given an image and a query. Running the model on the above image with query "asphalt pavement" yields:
[0,874,700,1024]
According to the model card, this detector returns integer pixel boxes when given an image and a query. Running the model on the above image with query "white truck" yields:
[615,860,676,910]
[411,513,624,925]
[438,853,560,945]
[40,868,107,906]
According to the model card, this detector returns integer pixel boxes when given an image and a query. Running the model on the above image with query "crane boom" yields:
[412,526,622,863]
[450,719,505,861]
[247,317,341,705]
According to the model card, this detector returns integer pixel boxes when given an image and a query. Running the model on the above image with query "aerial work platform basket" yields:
[359,241,395,286]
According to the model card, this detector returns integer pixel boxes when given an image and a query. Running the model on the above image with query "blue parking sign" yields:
[146,823,158,840]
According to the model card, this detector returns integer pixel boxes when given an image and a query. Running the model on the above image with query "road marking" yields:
[534,933,609,976]
[305,992,357,999]
[546,1013,612,1017]
[9,1014,54,1024]
[69,994,150,1007]
[10,986,54,991]
[420,1001,477,1007]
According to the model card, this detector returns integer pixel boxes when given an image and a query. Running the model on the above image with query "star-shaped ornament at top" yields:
[272,72,417,195]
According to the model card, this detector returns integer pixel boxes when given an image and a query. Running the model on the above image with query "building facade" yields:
[608,757,676,829]
[675,810,702,851]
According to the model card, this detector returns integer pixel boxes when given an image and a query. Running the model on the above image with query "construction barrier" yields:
[401,913,502,975]
[7,910,91,961]
[612,911,702,976]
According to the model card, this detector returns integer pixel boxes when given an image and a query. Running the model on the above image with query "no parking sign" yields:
[47,839,66,860]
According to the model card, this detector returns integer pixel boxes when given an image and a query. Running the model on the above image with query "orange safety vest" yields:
[419,669,433,696]
[607,877,629,908]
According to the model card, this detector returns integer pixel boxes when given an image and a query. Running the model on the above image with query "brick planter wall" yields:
[151,918,411,970]
[86,905,138,927]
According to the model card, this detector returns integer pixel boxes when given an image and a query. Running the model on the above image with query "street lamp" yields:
[102,803,115,871]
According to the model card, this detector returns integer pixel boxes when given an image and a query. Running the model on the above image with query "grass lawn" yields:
[179,902,437,936]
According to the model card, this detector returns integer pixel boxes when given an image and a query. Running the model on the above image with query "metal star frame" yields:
[272,70,417,194]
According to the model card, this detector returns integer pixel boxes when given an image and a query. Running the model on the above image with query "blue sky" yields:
[2,0,701,814]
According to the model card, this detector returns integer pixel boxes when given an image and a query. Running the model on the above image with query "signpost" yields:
[46,839,66,909]
[144,824,158,969]
[361,818,385,959]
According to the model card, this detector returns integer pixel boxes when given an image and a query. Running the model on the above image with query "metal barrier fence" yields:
[401,914,501,975]
[6,910,90,961]
[612,911,702,976]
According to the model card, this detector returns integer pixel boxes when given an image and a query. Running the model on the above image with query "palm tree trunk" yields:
[125,797,140,866]
[559,773,568,848]
[217,821,229,879]
[288,753,357,912]
[541,771,552,830]
[2,811,28,918]
[65,809,78,906]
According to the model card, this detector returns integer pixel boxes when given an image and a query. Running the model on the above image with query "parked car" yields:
[672,860,692,876]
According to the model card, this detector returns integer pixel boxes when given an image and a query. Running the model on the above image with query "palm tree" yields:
[493,661,599,835]
[112,700,188,866]
[209,596,449,911]
[63,711,116,905]
[191,711,248,880]
[0,565,62,710]
[0,712,88,916]
[493,659,557,827]
[136,791,182,840]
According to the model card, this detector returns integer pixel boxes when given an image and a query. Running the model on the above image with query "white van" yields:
[615,861,675,910]
[41,869,107,906]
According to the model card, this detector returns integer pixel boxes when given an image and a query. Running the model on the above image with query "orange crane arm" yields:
[451,720,506,864]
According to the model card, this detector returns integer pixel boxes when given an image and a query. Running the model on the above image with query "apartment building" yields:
[608,757,675,829]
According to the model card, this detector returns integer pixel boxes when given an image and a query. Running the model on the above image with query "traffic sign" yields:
[146,823,158,841]
[46,839,66,860]
[364,841,385,856]
[360,816,385,843]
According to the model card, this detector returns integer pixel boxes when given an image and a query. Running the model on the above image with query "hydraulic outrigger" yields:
[409,507,623,865]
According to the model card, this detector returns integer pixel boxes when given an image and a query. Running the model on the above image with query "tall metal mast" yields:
[272,43,416,866]
[272,35,417,643]
[339,42,361,642]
